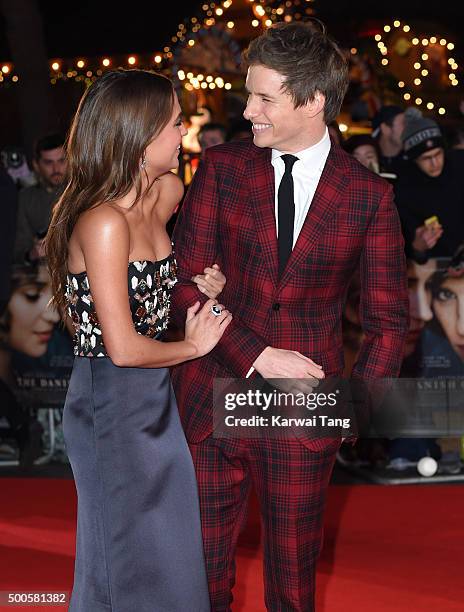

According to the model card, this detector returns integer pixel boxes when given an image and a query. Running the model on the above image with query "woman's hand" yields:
[184,299,232,357]
[192,263,226,299]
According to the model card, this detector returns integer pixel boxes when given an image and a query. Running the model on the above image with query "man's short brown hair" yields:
[243,21,348,124]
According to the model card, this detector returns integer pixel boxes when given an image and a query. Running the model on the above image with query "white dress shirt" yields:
[271,127,331,245]
[245,129,331,378]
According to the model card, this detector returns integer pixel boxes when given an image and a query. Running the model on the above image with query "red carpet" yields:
[1,479,463,611]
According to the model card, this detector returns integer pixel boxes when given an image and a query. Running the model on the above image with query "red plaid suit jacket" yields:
[170,139,409,451]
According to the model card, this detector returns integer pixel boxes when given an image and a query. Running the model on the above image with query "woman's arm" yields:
[74,205,231,368]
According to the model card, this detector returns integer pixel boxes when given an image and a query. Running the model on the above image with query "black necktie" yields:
[278,154,298,277]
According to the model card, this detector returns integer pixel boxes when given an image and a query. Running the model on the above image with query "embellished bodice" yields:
[66,253,177,357]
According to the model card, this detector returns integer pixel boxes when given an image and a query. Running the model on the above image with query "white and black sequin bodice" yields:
[65,254,177,357]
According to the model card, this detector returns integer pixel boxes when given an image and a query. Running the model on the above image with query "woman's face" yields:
[7,266,60,358]
[404,260,436,357]
[144,95,187,176]
[433,276,464,360]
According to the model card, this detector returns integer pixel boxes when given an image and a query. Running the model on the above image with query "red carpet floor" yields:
[1,479,463,611]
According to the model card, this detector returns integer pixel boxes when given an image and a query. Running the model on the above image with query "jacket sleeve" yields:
[170,150,269,377]
[352,182,409,379]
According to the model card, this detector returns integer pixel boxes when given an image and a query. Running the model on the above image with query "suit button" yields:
[272,302,280,311]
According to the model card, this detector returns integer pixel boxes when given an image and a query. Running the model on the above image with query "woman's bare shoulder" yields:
[154,172,185,221]
[73,203,130,251]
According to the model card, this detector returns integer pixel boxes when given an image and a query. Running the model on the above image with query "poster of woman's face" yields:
[431,272,464,362]
[4,264,59,359]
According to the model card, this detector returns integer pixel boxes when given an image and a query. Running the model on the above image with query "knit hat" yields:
[402,115,444,160]
[371,105,404,138]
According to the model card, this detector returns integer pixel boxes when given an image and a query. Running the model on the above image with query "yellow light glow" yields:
[452,63,459,70]
[227,21,234,28]
[404,93,411,100]
[421,54,428,60]
[381,58,389,66]
[256,5,265,16]
[429,36,437,44]
[102,58,111,67]
[421,38,429,46]
[375,34,382,41]
[384,25,391,32]
[414,78,421,85]
[403,25,410,32]
[377,42,385,48]
[178,70,185,80]
[351,48,357,55]
[426,102,434,109]
[206,75,213,82]
[440,38,447,45]
[438,108,446,115]
[452,79,459,86]
[188,40,195,46]
[154,55,162,64]
[398,81,405,88]
[197,74,204,81]
[449,73,456,80]
[265,19,272,27]
[412,38,419,45]
[421,70,428,76]
[201,82,208,89]
[185,83,193,91]
[223,0,232,7]
[12,75,18,82]
[51,62,60,71]
[415,98,422,105]
[215,7,223,15]
[209,82,216,89]
[276,7,284,15]
[339,123,348,133]
[215,77,224,86]
[2,65,10,74]
[448,58,455,64]
[252,19,259,27]
[225,83,232,90]
[187,72,193,79]
[393,20,401,27]
[77,60,85,68]
[128,56,136,65]
[447,42,455,50]
[381,48,388,55]
[414,62,421,69]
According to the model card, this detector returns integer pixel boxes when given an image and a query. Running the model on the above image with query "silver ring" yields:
[211,305,222,317]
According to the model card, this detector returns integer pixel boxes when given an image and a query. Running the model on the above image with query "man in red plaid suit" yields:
[171,21,409,612]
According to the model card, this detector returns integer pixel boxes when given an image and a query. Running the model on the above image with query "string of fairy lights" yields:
[374,19,459,115]
[0,0,315,89]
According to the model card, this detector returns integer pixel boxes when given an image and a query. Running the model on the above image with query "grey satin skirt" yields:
[63,357,210,612]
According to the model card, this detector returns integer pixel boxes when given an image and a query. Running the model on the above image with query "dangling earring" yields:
[140,152,146,170]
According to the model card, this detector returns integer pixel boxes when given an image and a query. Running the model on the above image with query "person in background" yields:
[14,134,67,263]
[226,118,253,142]
[371,104,405,174]
[197,122,227,156]
[394,115,464,264]
[344,134,380,173]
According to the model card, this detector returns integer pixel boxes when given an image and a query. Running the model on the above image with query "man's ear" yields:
[306,91,326,118]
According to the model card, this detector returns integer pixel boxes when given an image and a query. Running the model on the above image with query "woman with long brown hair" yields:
[46,69,231,611]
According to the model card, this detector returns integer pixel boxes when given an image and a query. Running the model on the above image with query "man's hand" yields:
[412,223,443,252]
[253,346,325,380]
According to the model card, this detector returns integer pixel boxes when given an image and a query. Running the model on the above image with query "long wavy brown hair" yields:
[45,69,175,317]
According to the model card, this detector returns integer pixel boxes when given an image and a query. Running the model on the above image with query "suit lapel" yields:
[278,145,349,288]
[246,147,279,285]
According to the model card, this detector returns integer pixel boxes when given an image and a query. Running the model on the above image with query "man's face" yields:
[34,146,67,188]
[199,129,225,151]
[415,147,445,178]
[353,144,379,172]
[382,113,405,149]
[243,64,321,152]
